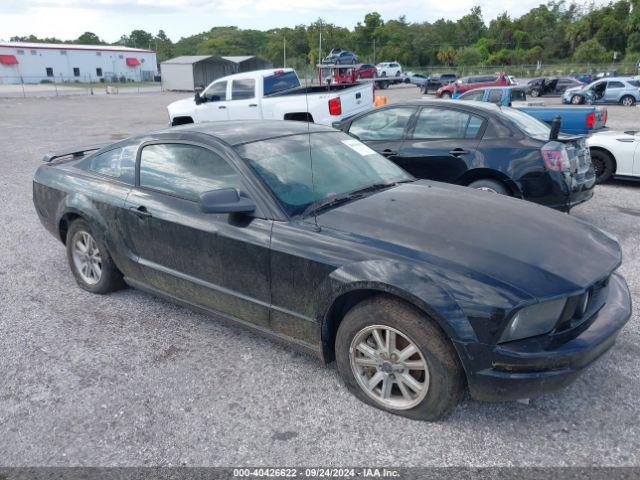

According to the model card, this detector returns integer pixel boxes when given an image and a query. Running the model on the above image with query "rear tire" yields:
[66,219,125,294]
[335,295,465,421]
[620,95,636,107]
[441,91,452,99]
[468,179,510,195]
[530,88,540,97]
[590,149,615,184]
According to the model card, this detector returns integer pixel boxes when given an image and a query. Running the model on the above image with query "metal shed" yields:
[161,55,274,91]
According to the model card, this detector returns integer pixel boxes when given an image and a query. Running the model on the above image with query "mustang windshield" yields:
[236,132,412,217]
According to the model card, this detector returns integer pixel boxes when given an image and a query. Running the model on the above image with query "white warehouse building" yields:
[0,42,158,84]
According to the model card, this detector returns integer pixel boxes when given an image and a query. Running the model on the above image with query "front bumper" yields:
[457,273,631,402]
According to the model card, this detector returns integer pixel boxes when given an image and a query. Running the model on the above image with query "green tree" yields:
[573,38,611,63]
[75,32,104,45]
[455,47,483,65]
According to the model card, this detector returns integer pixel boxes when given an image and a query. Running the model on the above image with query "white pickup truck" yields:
[167,68,375,127]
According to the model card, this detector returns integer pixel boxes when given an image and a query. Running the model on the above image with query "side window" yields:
[460,90,485,101]
[139,144,241,201]
[203,81,227,102]
[79,146,137,183]
[487,90,503,104]
[412,108,483,140]
[607,81,624,89]
[231,79,255,100]
[348,107,416,141]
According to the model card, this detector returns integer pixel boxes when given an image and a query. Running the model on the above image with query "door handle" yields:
[129,205,152,218]
[218,105,227,109]
[449,148,470,156]
[382,149,397,157]
[248,103,258,107]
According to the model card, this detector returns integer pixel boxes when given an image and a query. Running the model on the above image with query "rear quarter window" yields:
[263,71,300,96]
[77,145,137,184]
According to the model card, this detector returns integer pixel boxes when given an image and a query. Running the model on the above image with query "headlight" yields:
[499,298,567,343]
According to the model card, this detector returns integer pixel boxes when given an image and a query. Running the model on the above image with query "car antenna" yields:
[304,68,320,232]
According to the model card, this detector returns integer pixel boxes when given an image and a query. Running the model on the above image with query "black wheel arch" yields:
[589,146,617,172]
[171,116,194,126]
[457,168,522,198]
[284,112,314,122]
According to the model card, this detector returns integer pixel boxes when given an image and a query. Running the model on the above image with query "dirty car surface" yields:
[33,120,632,420]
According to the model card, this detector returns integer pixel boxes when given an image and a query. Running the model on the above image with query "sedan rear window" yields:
[263,71,300,96]
[499,108,551,140]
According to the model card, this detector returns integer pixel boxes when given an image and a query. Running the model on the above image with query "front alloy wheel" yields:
[71,230,102,285]
[350,325,430,410]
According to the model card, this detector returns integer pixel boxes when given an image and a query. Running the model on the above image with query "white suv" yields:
[376,62,402,78]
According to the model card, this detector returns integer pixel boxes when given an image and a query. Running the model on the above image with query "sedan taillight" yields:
[541,143,571,172]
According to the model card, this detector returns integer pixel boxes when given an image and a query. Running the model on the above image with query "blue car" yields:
[562,77,640,106]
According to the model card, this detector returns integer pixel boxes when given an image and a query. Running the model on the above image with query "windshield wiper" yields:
[301,181,406,218]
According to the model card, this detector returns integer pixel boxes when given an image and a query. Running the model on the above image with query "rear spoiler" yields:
[42,142,111,163]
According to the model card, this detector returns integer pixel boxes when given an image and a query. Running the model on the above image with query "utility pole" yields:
[318,20,322,65]
[373,38,376,64]
[283,36,286,67]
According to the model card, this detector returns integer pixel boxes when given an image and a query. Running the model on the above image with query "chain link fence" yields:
[0,73,163,98]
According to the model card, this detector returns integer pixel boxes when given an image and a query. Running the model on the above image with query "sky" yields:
[0,0,546,43]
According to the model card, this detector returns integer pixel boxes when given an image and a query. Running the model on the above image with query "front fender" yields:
[317,259,477,344]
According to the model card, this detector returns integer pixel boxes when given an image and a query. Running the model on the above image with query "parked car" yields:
[507,75,519,85]
[167,68,374,127]
[562,77,640,106]
[334,100,596,211]
[404,72,428,87]
[526,77,584,97]
[356,64,377,79]
[376,62,402,78]
[458,86,608,136]
[436,73,511,98]
[33,120,631,421]
[323,48,358,65]
[423,73,457,94]
[573,73,593,84]
[587,130,640,183]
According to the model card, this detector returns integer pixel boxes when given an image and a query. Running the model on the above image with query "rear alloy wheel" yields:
[530,88,540,97]
[468,179,509,195]
[590,149,615,184]
[620,95,636,107]
[335,295,465,421]
[571,94,584,105]
[66,219,124,294]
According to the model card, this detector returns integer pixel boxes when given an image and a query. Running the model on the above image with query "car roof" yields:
[393,99,503,113]
[164,120,335,146]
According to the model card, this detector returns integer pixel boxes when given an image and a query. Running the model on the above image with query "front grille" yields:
[554,275,610,332]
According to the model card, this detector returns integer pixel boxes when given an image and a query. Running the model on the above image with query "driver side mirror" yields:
[194,92,204,105]
[199,188,255,214]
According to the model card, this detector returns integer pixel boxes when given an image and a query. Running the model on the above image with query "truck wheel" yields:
[66,219,125,294]
[570,95,584,105]
[468,179,510,195]
[620,95,636,107]
[590,149,615,183]
[335,295,465,421]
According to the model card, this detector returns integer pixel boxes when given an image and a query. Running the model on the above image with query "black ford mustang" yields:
[33,121,631,420]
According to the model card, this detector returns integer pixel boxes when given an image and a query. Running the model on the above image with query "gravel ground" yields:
[0,91,639,467]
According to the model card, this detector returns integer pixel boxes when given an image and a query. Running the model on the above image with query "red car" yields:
[436,73,511,98]
[355,64,377,79]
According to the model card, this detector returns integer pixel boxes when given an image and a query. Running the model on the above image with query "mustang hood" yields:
[318,181,621,299]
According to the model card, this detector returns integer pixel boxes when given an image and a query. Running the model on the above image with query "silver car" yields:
[563,77,640,106]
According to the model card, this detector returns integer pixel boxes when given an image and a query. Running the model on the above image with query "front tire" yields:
[571,94,584,105]
[335,295,465,421]
[590,149,615,183]
[441,91,452,99]
[66,219,124,294]
[468,179,510,195]
[530,88,540,97]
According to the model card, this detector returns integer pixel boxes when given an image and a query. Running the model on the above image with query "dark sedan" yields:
[334,100,596,211]
[527,76,585,97]
[33,121,630,421]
